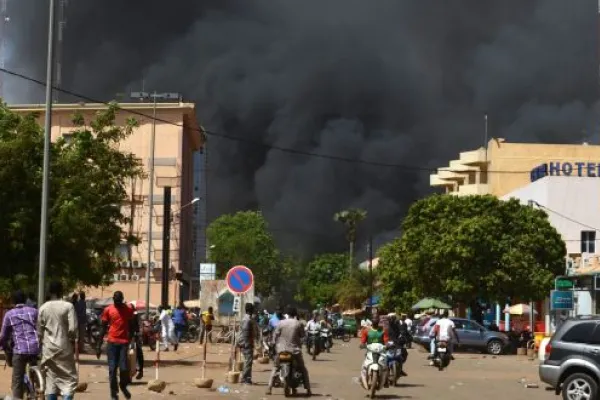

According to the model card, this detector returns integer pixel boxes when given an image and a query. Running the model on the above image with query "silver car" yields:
[413,317,509,356]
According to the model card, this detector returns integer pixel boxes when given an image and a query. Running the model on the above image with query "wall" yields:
[501,176,600,255]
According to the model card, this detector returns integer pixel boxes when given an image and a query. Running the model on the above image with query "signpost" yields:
[550,290,574,311]
[555,277,574,290]
[225,265,254,375]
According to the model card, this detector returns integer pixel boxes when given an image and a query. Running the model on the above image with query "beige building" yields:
[9,102,204,305]
[430,138,600,197]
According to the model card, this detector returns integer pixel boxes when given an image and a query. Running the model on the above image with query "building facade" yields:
[430,138,600,197]
[502,176,600,317]
[9,102,203,305]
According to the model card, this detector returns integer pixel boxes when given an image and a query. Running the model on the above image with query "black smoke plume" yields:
[3,0,598,256]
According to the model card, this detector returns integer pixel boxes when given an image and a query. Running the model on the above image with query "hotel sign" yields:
[530,161,600,182]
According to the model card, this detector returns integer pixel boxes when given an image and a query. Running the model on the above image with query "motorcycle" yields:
[262,327,276,360]
[179,320,200,343]
[333,325,351,342]
[361,342,388,398]
[321,327,333,353]
[432,340,451,371]
[142,318,159,351]
[306,330,321,360]
[385,341,404,386]
[85,312,102,346]
[278,351,306,397]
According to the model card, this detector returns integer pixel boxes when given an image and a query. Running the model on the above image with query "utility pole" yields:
[367,236,373,319]
[0,0,8,99]
[54,0,67,102]
[161,186,172,308]
[38,0,56,304]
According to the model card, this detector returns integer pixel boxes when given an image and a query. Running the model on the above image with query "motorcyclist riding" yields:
[360,316,390,387]
[266,306,312,397]
[387,313,408,377]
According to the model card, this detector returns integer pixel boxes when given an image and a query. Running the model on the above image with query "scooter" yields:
[278,351,306,397]
[385,341,404,386]
[321,327,333,353]
[432,340,451,371]
[361,342,388,398]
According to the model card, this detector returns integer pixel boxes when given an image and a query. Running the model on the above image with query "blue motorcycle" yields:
[386,341,405,386]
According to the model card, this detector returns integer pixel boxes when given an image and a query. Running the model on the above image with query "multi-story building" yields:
[430,138,600,197]
[9,102,204,305]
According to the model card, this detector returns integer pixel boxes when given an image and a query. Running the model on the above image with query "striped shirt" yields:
[0,304,40,355]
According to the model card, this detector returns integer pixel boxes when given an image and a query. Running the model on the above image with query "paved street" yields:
[0,340,555,399]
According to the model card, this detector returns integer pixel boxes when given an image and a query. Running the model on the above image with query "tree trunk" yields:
[348,240,354,270]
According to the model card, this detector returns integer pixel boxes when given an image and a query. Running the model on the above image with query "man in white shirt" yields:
[305,313,320,332]
[360,316,372,329]
[428,312,458,359]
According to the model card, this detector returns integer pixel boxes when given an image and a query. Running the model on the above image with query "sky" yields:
[1,0,599,256]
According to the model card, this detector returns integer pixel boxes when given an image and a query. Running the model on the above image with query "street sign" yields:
[550,290,574,311]
[226,265,254,295]
[555,277,574,290]
[232,295,241,312]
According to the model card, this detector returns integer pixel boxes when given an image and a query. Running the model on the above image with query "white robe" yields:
[38,299,78,395]
[159,310,175,347]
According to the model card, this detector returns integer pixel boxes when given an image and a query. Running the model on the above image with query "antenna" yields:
[0,0,8,99]
[54,0,68,103]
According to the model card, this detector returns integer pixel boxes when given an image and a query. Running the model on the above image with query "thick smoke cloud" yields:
[3,0,598,255]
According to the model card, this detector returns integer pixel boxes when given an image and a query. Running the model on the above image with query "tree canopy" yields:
[378,195,566,311]
[207,210,279,295]
[0,103,144,295]
[299,253,348,306]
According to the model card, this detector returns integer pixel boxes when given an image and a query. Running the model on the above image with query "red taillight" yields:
[544,343,552,359]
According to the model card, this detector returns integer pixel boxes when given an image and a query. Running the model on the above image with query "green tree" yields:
[0,103,144,294]
[207,211,279,295]
[335,268,371,310]
[299,253,348,306]
[333,208,367,269]
[378,195,566,310]
[377,239,421,313]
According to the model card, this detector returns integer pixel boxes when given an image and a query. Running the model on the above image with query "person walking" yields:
[129,304,144,380]
[0,290,40,400]
[74,291,87,353]
[199,306,214,344]
[172,303,188,351]
[38,281,78,400]
[158,305,175,351]
[239,303,258,385]
[97,291,135,400]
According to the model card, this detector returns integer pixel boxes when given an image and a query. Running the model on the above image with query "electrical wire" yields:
[0,66,555,175]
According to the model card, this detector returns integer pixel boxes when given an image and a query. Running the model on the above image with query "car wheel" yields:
[487,339,503,356]
[562,372,597,400]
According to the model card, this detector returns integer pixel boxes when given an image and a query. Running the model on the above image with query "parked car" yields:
[539,316,600,400]
[413,317,509,356]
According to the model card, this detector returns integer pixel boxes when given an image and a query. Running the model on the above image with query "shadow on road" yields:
[396,383,425,388]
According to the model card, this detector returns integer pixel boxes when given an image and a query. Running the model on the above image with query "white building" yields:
[502,176,600,316]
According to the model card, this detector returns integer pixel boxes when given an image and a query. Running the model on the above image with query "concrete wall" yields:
[502,176,600,255]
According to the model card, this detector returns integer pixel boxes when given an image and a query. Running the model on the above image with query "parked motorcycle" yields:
[306,330,321,360]
[142,318,159,351]
[432,340,451,371]
[333,326,351,342]
[321,326,333,353]
[85,311,102,346]
[179,320,200,343]
[361,342,388,398]
[278,351,306,397]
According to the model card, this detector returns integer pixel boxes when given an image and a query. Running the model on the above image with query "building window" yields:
[63,133,73,144]
[581,231,596,253]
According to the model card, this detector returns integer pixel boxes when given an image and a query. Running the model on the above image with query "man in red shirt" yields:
[97,291,134,400]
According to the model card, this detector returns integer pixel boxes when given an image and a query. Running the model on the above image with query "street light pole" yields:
[37,0,56,304]
[144,92,157,318]
[367,236,373,319]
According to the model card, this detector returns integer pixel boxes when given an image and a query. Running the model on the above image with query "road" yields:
[0,340,553,399]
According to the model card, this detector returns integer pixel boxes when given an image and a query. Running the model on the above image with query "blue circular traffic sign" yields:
[226,265,254,294]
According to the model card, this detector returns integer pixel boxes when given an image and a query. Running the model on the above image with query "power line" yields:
[0,66,558,175]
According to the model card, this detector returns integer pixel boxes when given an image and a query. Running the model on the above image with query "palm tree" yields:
[333,208,367,269]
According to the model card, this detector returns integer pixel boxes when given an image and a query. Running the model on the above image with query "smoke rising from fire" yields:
[3,0,598,255]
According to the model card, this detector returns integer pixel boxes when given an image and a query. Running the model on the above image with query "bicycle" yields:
[23,362,45,400]
[214,325,240,344]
